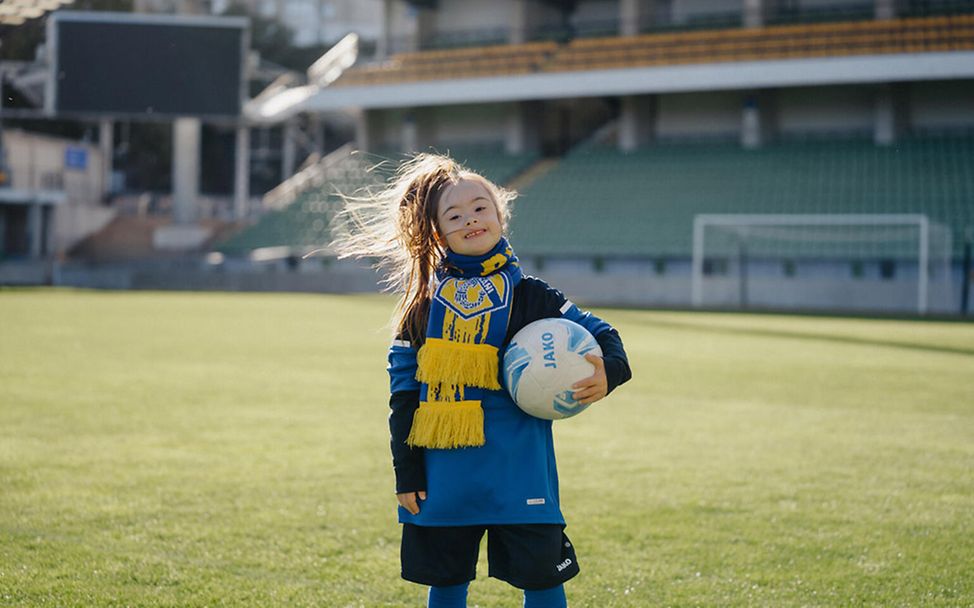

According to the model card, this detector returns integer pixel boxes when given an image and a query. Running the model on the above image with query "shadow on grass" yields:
[620,316,974,358]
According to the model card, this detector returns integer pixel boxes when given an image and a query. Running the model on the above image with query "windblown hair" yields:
[328,152,516,344]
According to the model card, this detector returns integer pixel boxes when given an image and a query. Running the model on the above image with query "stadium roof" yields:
[293,51,974,114]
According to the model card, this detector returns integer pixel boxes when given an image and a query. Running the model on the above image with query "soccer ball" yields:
[502,318,603,420]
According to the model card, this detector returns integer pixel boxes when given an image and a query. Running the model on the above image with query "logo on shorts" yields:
[526,498,546,505]
[556,558,573,572]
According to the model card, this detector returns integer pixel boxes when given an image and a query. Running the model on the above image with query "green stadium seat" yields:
[213,147,539,256]
[509,136,974,260]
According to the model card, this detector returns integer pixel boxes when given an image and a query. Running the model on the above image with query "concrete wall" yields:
[3,129,105,200]
[367,108,401,150]
[671,0,742,23]
[2,129,116,256]
[911,80,974,131]
[39,257,383,292]
[573,0,618,27]
[435,0,511,33]
[7,256,968,315]
[776,85,875,136]
[387,0,418,45]
[797,0,869,9]
[531,261,962,313]
[433,103,510,147]
[656,91,743,139]
[51,203,116,257]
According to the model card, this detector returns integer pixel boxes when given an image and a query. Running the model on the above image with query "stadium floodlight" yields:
[307,32,358,87]
[245,82,317,122]
[244,33,358,124]
[691,214,954,315]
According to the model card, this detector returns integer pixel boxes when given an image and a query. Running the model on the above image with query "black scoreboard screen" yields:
[48,12,248,118]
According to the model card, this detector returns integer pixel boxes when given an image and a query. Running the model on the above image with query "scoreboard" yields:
[46,12,249,118]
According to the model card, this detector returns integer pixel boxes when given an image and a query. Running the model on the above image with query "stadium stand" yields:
[438,145,539,187]
[544,14,974,72]
[508,136,974,260]
[215,149,376,257]
[335,41,558,86]
[213,145,538,256]
[902,0,974,18]
[333,14,974,86]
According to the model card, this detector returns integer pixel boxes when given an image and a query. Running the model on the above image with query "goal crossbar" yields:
[691,214,938,314]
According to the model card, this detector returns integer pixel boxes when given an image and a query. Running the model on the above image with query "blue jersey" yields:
[387,276,631,526]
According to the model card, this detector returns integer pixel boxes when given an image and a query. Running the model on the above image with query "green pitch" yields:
[1,288,972,607]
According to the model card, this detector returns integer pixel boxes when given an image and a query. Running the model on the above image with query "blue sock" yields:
[523,584,567,608]
[427,582,469,608]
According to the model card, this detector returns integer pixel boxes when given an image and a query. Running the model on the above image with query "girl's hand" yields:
[572,354,608,405]
[397,491,427,515]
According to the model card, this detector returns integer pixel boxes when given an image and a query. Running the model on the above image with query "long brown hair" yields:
[329,152,515,344]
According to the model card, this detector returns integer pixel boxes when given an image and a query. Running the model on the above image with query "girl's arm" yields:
[387,336,426,495]
[516,277,633,395]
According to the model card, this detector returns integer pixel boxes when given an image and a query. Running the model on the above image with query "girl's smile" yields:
[436,178,503,255]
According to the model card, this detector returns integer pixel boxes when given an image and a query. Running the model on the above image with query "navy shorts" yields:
[401,523,580,590]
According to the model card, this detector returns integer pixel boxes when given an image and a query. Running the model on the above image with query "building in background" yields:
[231,0,974,314]
[2,0,973,315]
[132,0,383,48]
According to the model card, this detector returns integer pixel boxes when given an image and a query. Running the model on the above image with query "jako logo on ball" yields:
[503,318,603,420]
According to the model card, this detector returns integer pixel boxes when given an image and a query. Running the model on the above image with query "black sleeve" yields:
[523,276,633,396]
[389,390,426,494]
[594,328,633,395]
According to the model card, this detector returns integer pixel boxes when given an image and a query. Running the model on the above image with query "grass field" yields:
[1,288,972,607]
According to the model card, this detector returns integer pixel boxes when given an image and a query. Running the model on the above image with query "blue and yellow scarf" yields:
[407,236,523,449]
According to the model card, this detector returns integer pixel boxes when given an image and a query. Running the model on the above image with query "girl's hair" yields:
[328,152,516,344]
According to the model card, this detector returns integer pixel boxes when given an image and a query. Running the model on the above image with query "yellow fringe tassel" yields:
[407,400,485,449]
[416,338,501,391]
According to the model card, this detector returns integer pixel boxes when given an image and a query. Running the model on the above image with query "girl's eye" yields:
[450,215,459,221]
[475,206,485,212]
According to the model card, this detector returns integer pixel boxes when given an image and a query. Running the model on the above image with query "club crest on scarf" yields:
[407,237,522,450]
[435,274,508,320]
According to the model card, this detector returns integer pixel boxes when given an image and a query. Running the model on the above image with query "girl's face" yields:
[435,178,503,256]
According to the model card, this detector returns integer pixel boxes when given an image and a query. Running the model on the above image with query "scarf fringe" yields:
[416,338,502,391]
[407,400,485,449]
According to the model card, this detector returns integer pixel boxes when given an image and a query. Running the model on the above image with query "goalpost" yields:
[691,214,954,315]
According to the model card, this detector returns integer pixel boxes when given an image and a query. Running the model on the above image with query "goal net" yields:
[691,214,954,314]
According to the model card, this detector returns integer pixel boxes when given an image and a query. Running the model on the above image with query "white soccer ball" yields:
[502,318,603,420]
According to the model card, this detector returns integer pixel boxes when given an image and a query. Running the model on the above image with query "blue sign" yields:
[65,147,87,170]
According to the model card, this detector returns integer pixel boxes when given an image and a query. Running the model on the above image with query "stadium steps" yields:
[506,158,560,193]
[68,216,239,262]
[213,147,377,258]
[438,146,540,187]
[211,146,541,257]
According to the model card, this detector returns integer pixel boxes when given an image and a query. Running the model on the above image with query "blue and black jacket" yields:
[388,276,632,499]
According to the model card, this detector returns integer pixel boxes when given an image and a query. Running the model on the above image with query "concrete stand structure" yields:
[156,116,211,250]
[874,83,909,146]
[506,101,543,155]
[618,95,657,152]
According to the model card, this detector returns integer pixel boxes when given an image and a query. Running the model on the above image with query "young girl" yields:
[331,153,631,608]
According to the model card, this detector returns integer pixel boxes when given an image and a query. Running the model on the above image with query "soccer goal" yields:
[690,214,954,314]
